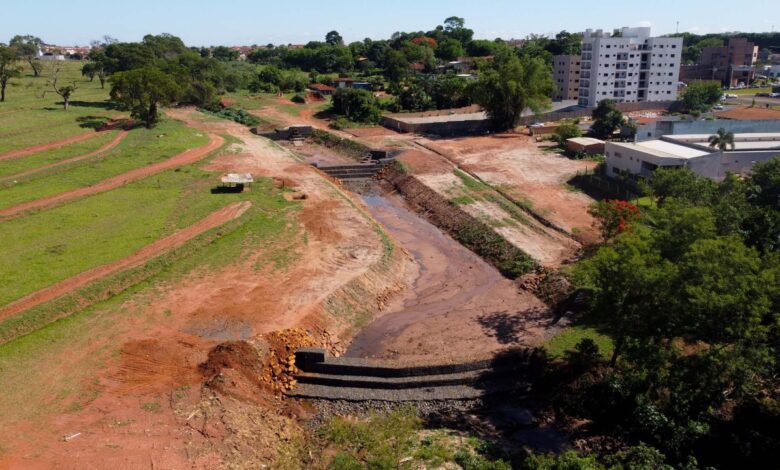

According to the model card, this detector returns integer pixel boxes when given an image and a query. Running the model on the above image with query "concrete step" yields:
[306,357,496,377]
[287,380,529,402]
[296,369,489,389]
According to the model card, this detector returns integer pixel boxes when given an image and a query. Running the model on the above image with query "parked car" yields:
[725,93,738,99]
[713,104,725,110]
[770,93,780,98]
[756,92,770,97]
[529,122,545,128]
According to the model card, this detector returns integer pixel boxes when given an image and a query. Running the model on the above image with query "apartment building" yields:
[681,37,759,87]
[553,55,581,101]
[578,27,683,108]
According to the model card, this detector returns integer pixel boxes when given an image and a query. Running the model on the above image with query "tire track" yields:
[0,131,104,161]
[0,130,129,183]
[0,133,225,220]
[0,201,252,321]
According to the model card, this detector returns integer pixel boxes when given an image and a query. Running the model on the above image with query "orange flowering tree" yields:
[588,199,641,240]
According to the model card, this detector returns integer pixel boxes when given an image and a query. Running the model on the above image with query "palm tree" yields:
[708,128,735,151]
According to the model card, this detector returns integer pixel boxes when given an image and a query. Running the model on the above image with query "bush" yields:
[203,106,261,127]
[290,94,306,104]
[553,121,582,146]
[331,87,382,124]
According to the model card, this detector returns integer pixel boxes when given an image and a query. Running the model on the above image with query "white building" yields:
[578,27,682,108]
[605,133,780,181]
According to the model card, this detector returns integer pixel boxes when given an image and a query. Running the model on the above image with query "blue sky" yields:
[3,0,777,47]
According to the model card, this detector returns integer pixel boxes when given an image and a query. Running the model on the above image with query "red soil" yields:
[0,130,103,162]
[0,201,251,321]
[0,133,225,220]
[0,130,130,183]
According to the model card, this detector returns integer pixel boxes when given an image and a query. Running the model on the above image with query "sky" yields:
[2,0,777,47]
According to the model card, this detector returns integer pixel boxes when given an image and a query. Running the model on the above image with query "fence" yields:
[572,168,642,201]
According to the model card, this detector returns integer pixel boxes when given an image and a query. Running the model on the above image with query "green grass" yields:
[0,119,208,210]
[0,169,298,421]
[728,87,771,95]
[0,61,122,154]
[0,130,119,180]
[0,135,254,309]
[544,324,614,360]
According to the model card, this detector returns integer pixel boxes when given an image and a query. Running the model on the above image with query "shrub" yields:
[553,121,583,146]
[290,94,306,104]
[203,106,261,127]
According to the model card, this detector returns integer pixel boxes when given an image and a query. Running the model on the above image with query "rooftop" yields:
[664,133,780,151]
[715,106,780,121]
[567,137,605,146]
[221,173,254,184]
[609,140,711,159]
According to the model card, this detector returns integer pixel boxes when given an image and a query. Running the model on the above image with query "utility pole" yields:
[676,21,680,34]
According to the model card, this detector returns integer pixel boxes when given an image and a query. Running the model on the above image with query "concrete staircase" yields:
[314,158,394,181]
[286,349,531,402]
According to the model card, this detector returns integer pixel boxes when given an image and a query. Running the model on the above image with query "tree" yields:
[9,35,43,77]
[82,50,113,89]
[708,127,735,151]
[331,88,381,123]
[110,67,180,128]
[435,38,464,61]
[212,46,239,62]
[0,45,23,102]
[590,99,624,138]
[43,67,77,111]
[588,199,641,241]
[647,167,716,206]
[682,80,722,114]
[325,30,344,46]
[469,55,553,131]
[552,120,582,146]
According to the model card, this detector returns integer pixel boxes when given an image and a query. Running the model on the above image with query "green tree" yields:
[325,30,344,46]
[331,87,381,123]
[682,80,722,114]
[211,45,239,61]
[0,45,23,102]
[469,55,553,131]
[708,127,735,151]
[43,67,77,111]
[9,34,43,77]
[109,67,180,128]
[590,99,624,138]
[435,38,464,61]
[647,167,716,206]
[553,120,582,146]
[383,49,409,83]
[82,50,113,89]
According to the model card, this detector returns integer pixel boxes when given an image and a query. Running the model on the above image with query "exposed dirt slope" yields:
[0,133,224,220]
[0,201,251,320]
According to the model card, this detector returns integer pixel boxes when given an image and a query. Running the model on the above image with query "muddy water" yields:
[346,191,506,358]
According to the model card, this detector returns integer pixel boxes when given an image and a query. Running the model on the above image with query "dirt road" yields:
[0,133,224,220]
[347,191,553,364]
[0,201,251,321]
[0,130,129,183]
[0,130,104,161]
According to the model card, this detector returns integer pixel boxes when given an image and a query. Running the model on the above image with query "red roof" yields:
[309,83,336,92]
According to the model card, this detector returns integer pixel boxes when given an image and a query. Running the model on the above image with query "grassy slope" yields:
[0,119,208,209]
[0,176,298,421]
[0,130,119,180]
[0,61,122,154]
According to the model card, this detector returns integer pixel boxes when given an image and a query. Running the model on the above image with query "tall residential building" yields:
[578,27,683,108]
[552,55,581,101]
[681,37,758,87]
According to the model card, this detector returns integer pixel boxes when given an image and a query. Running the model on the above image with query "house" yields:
[566,137,605,155]
[334,78,354,88]
[308,83,336,96]
[605,133,780,181]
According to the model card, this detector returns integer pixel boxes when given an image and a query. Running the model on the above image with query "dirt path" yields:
[0,130,129,183]
[0,133,224,220]
[0,201,251,321]
[0,130,104,162]
[347,192,553,364]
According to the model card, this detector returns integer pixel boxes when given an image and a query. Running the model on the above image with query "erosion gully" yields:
[345,186,513,359]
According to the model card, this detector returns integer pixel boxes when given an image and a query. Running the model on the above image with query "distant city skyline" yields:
[2,0,777,47]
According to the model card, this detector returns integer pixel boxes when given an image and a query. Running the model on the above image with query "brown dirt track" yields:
[0,130,130,183]
[0,130,104,162]
[0,201,251,321]
[0,132,224,220]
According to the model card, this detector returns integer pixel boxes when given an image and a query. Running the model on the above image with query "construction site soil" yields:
[0,109,587,467]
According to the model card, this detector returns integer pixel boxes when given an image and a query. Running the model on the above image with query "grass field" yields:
[544,324,614,360]
[0,119,208,209]
[0,61,122,154]
[0,130,119,180]
[728,87,771,96]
